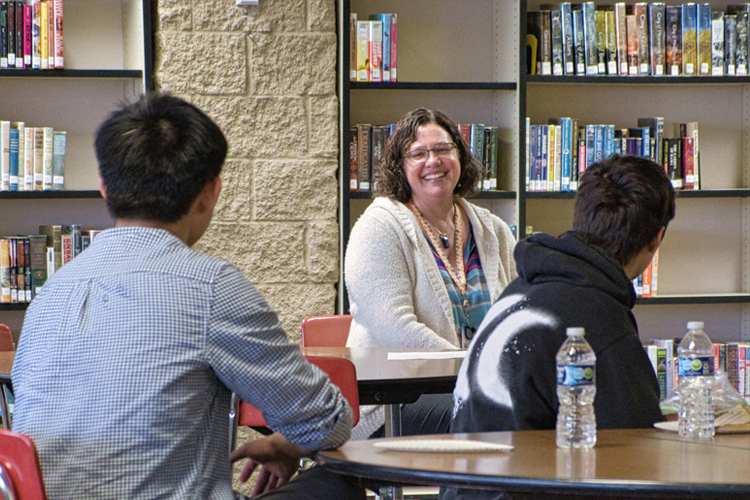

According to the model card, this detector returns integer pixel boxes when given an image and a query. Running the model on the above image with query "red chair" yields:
[0,324,14,352]
[0,430,47,500]
[229,355,360,450]
[300,315,352,347]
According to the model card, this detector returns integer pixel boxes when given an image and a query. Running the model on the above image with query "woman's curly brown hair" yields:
[372,108,482,202]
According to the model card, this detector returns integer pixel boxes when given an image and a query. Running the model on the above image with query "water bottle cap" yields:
[686,321,704,330]
[566,327,585,337]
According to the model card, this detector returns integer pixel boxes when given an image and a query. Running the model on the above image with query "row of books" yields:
[528,2,750,77]
[645,337,750,404]
[349,123,501,193]
[0,122,67,191]
[634,248,659,298]
[0,224,100,303]
[349,13,397,82]
[525,117,701,192]
[0,0,63,70]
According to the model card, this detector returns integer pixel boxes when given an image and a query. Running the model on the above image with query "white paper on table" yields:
[387,351,467,360]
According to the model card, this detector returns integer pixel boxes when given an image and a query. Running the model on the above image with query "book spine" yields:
[28,234,46,298]
[22,1,29,67]
[356,21,369,82]
[0,1,7,69]
[540,10,552,75]
[696,3,711,75]
[725,14,737,76]
[33,127,43,190]
[39,224,61,271]
[46,0,53,68]
[6,237,15,303]
[32,0,40,69]
[594,9,606,75]
[14,0,21,68]
[551,9,563,76]
[593,124,605,162]
[23,126,33,190]
[370,14,390,82]
[0,239,10,303]
[470,124,485,185]
[370,125,385,189]
[7,0,14,68]
[367,20,382,82]
[665,137,683,189]
[682,136,695,190]
[604,8,617,75]
[572,6,586,75]
[626,13,639,75]
[356,124,370,191]
[666,5,682,75]
[712,12,725,76]
[604,124,616,159]
[641,258,652,297]
[615,2,628,75]
[682,3,697,76]
[14,237,25,302]
[650,247,659,296]
[12,122,23,191]
[348,13,356,81]
[561,3,574,75]
[51,130,65,190]
[53,0,61,68]
[42,126,53,190]
[635,3,649,74]
[736,11,749,76]
[582,2,598,75]
[0,120,9,190]
[525,117,531,191]
[570,118,579,189]
[488,126,498,190]
[40,0,47,69]
[528,124,538,191]
[348,126,358,191]
[8,127,18,191]
[540,125,548,191]
[390,13,397,81]
[649,3,666,76]
[685,121,700,189]
[547,124,557,192]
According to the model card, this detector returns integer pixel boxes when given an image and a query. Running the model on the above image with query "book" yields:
[482,128,491,190]
[649,3,666,76]
[5,237,16,303]
[679,121,701,189]
[725,14,737,76]
[0,2,7,69]
[348,13,356,81]
[561,2,575,75]
[46,0,53,68]
[39,224,62,271]
[367,20,382,82]
[355,20,369,82]
[486,126,498,190]
[550,118,573,192]
[682,136,696,190]
[626,12,639,75]
[60,223,80,265]
[540,9,552,75]
[696,3,711,76]
[666,5,682,75]
[648,338,675,396]
[14,0,22,68]
[547,123,559,192]
[712,11,725,76]
[729,6,749,75]
[637,117,664,165]
[569,118,580,190]
[348,126,358,191]
[470,124,486,183]
[634,3,649,75]
[370,14,391,82]
[0,120,9,191]
[550,7,564,76]
[7,0,14,68]
[22,0,29,67]
[681,3,697,76]
[594,8,606,74]
[16,237,28,302]
[644,344,668,401]
[53,0,62,68]
[23,126,32,190]
[604,6,617,75]
[28,233,46,297]
[663,137,683,189]
[11,122,22,191]
[40,0,47,69]
[31,0,40,69]
[582,2,598,75]
[572,5,586,74]
[641,255,653,297]
[650,247,659,296]
[51,130,65,190]
[370,125,386,190]
[0,238,10,303]
[356,124,371,191]
[8,127,18,191]
[614,3,628,75]
[42,126,53,190]
[389,13,397,81]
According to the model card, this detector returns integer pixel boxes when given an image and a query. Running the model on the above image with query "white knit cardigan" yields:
[344,196,518,439]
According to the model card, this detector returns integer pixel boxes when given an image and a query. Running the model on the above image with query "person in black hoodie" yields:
[442,155,675,500]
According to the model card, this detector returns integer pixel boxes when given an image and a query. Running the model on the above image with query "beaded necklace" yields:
[409,202,466,294]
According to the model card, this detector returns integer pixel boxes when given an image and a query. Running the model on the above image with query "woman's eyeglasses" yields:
[404,143,456,163]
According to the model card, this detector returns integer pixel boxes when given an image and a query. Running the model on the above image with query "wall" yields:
[155,0,340,345]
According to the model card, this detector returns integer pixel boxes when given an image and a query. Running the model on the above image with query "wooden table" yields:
[318,428,750,499]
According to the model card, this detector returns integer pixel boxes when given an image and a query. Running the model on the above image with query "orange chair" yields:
[0,324,14,352]
[300,315,352,347]
[0,430,47,500]
[229,356,360,449]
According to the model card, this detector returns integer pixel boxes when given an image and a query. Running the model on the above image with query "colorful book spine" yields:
[0,120,9,191]
[356,123,371,191]
[348,13,356,81]
[635,3,650,75]
[355,21,369,82]
[42,126,53,190]
[370,14,391,82]
[626,12,639,75]
[390,14,397,82]
[7,0,15,68]
[367,20,382,82]
[51,130,65,190]
[681,3,697,76]
[540,9,552,75]
[0,2,7,69]
[23,126,33,190]
[15,0,22,68]
[8,127,18,191]
[551,8,564,76]
[0,239,10,303]
[32,0,40,69]
[582,2,598,75]
[487,126,498,190]
[40,0,47,69]
[649,3,666,76]
[348,126,357,191]
[12,122,23,191]
[696,3,711,76]
[604,7,617,75]
[734,8,749,76]
[614,2,628,75]
[28,234,46,297]
[561,2,575,75]
[725,14,737,76]
[666,5,682,75]
[572,5,586,75]
[53,0,62,68]
[23,1,30,67]
[594,8,606,75]
[682,136,695,190]
[712,11,725,76]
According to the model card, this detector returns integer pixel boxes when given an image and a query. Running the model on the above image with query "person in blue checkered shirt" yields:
[11,93,364,500]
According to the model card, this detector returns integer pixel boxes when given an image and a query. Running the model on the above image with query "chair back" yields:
[0,431,47,500]
[239,355,359,428]
[0,325,13,352]
[300,315,352,347]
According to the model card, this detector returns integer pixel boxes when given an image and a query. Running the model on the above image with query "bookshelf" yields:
[338,0,750,343]
[0,0,153,334]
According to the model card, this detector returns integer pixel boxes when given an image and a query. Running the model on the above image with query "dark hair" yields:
[95,92,228,223]
[573,155,675,266]
[372,108,482,202]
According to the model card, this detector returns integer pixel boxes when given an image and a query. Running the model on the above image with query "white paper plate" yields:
[373,439,513,453]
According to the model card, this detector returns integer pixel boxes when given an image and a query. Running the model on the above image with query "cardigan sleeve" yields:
[344,208,458,349]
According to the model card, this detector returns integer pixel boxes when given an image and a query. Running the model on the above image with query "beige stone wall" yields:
[154,0,340,344]
[154,0,339,495]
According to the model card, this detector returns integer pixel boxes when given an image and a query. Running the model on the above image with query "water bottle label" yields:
[556,364,595,387]
[677,356,715,377]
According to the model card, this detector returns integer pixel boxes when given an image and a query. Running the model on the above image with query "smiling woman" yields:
[343,108,519,441]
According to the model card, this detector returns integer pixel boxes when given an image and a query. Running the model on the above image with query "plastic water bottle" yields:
[677,321,715,438]
[556,327,597,448]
